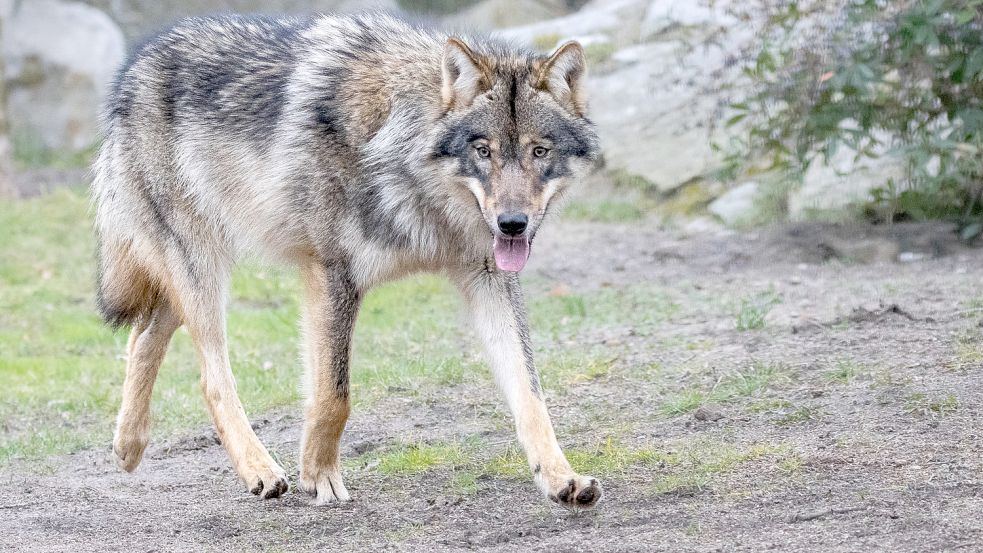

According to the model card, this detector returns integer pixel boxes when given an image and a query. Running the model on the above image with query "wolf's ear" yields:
[442,38,490,111]
[535,41,588,116]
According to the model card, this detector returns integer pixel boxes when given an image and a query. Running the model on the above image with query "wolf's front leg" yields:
[454,266,601,508]
[298,262,362,504]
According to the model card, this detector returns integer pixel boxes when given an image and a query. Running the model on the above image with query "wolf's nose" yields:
[497,213,528,236]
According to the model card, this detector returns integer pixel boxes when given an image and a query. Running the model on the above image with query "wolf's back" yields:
[104,14,316,142]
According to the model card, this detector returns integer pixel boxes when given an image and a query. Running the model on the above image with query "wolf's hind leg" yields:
[171,264,289,499]
[453,267,602,508]
[298,262,361,504]
[113,298,181,472]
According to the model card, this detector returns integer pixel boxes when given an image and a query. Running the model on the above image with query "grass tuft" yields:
[660,389,707,416]
[715,362,790,399]
[906,393,959,417]
[824,359,866,384]
[376,443,466,475]
[735,290,781,331]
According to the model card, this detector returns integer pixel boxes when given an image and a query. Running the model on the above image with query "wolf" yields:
[92,12,601,507]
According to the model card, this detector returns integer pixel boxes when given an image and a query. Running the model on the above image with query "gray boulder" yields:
[641,0,738,38]
[789,143,904,221]
[495,0,648,48]
[708,181,759,226]
[4,0,125,153]
[443,0,571,32]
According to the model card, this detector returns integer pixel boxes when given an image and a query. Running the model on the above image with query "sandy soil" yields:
[3,219,983,552]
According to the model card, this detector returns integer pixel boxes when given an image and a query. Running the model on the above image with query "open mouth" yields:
[493,234,531,272]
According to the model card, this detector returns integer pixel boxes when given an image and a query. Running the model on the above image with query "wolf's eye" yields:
[533,146,550,158]
[475,145,491,158]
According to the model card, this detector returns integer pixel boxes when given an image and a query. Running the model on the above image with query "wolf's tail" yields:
[95,237,160,328]
[92,140,162,329]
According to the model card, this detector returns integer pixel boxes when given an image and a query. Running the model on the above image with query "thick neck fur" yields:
[286,14,520,273]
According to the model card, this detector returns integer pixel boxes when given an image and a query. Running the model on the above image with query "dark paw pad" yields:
[262,477,289,499]
[250,477,289,499]
[576,480,598,505]
[553,478,601,508]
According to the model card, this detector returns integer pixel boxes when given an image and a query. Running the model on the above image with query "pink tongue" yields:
[493,235,530,272]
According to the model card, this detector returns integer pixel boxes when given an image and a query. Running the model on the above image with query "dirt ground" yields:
[4,218,983,552]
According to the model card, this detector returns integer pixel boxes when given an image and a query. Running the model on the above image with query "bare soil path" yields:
[4,220,983,552]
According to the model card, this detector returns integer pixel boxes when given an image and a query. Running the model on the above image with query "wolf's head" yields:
[431,38,600,272]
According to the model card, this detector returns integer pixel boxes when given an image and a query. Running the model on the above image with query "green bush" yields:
[730,0,983,235]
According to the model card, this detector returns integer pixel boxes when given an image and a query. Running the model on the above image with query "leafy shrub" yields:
[729,0,983,235]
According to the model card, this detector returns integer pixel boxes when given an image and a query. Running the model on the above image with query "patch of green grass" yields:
[777,454,804,474]
[448,471,479,496]
[370,436,799,502]
[661,363,791,418]
[539,354,616,389]
[650,440,796,495]
[715,362,790,399]
[660,389,707,416]
[566,438,676,477]
[483,446,528,478]
[774,406,818,426]
[735,290,781,331]
[530,285,679,341]
[906,393,959,417]
[952,330,983,364]
[484,439,676,481]
[824,359,866,384]
[562,198,646,223]
[376,443,466,475]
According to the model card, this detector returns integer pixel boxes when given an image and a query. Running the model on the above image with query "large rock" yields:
[495,0,648,48]
[4,0,125,152]
[641,0,738,38]
[789,147,905,221]
[587,41,730,191]
[443,0,572,32]
[708,181,759,225]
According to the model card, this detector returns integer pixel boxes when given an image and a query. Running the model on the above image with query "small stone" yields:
[693,406,724,422]
[898,251,926,263]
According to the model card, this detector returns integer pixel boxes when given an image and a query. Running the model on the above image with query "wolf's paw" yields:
[242,461,289,499]
[542,473,602,508]
[299,467,351,505]
[112,432,149,473]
